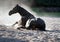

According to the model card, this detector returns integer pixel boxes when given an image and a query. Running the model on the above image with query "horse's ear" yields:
[16,4,19,7]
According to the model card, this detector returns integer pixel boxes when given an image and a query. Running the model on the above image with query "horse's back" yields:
[37,18,45,25]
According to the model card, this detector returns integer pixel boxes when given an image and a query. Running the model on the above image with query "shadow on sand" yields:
[0,37,29,42]
[46,30,60,33]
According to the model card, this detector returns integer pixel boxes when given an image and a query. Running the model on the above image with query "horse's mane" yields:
[16,4,35,17]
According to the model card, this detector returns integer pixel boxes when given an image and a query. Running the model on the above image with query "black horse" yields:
[9,4,35,28]
[9,4,46,31]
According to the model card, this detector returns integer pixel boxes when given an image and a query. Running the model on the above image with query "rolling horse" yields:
[9,4,46,31]
[9,4,35,28]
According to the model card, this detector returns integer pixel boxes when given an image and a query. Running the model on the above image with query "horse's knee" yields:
[17,26,26,30]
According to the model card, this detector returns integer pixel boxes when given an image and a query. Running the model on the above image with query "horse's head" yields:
[9,4,31,16]
[9,4,20,16]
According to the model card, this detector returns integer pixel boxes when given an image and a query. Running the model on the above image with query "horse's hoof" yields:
[20,26,26,29]
[17,27,20,30]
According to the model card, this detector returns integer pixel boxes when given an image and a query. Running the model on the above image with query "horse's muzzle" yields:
[9,13,11,16]
[9,11,12,16]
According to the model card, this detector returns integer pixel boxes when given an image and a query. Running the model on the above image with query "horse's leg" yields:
[17,17,28,29]
[12,22,18,26]
[26,19,36,30]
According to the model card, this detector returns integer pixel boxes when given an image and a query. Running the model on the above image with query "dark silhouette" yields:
[9,4,46,31]
[9,4,35,28]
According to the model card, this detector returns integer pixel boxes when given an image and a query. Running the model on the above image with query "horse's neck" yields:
[18,8,30,16]
[18,7,35,19]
